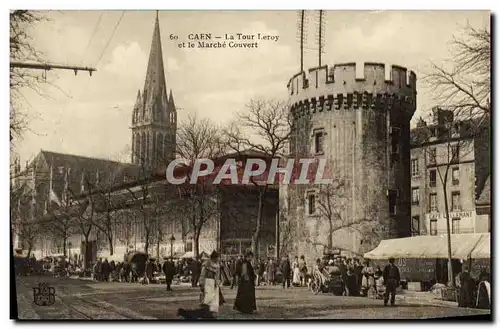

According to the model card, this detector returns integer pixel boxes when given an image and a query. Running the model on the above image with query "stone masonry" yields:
[281,62,417,264]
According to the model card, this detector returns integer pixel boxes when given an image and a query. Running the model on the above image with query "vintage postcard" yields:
[10,9,491,320]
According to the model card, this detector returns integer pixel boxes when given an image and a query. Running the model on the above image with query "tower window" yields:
[388,189,397,215]
[452,218,460,234]
[430,219,437,236]
[452,167,459,185]
[411,159,419,177]
[428,148,437,164]
[411,216,420,236]
[307,193,316,215]
[314,131,324,154]
[411,187,419,205]
[429,169,437,187]
[429,193,438,212]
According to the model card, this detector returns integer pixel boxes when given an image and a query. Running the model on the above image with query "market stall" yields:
[364,234,490,260]
[364,233,490,284]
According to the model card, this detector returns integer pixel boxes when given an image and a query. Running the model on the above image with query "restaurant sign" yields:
[427,211,474,220]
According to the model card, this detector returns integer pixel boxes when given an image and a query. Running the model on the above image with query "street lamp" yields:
[169,234,176,258]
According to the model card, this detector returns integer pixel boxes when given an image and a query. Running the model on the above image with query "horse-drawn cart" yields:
[310,266,344,296]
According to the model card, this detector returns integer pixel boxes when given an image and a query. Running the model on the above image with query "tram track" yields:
[58,293,156,319]
[58,294,134,319]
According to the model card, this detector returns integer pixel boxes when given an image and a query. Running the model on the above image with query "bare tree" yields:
[10,10,45,143]
[176,115,225,258]
[11,182,40,257]
[424,23,490,119]
[44,193,75,258]
[225,100,292,257]
[301,179,379,258]
[115,209,135,252]
[85,168,130,256]
[67,176,98,269]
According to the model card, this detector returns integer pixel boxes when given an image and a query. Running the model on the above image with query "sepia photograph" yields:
[9,8,491,320]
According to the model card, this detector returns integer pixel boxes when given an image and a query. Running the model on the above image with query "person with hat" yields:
[234,250,257,314]
[382,257,400,306]
[162,257,176,291]
[178,250,223,319]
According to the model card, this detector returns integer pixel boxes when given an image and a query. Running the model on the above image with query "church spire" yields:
[168,89,175,109]
[142,11,166,104]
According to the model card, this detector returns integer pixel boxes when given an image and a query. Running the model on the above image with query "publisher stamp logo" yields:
[33,283,56,307]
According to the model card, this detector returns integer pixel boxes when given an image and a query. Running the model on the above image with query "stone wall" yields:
[282,62,416,265]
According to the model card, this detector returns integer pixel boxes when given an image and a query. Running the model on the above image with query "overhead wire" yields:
[94,11,126,67]
[80,12,104,65]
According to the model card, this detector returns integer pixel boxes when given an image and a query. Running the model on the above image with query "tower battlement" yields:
[287,62,416,100]
[287,62,417,119]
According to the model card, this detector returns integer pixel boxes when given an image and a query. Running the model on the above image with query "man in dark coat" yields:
[382,257,400,306]
[163,258,176,291]
[457,271,475,308]
[102,258,110,282]
[231,255,243,289]
[96,258,102,282]
[280,255,291,289]
[353,258,363,296]
[191,258,202,287]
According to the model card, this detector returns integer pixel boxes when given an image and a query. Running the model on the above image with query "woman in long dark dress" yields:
[233,251,257,314]
[457,271,474,308]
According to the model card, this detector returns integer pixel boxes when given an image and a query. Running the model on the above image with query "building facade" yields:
[282,63,417,264]
[410,108,491,236]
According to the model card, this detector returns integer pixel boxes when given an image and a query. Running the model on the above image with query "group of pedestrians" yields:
[314,256,400,306]
[178,250,257,319]
[90,257,177,290]
[456,267,491,309]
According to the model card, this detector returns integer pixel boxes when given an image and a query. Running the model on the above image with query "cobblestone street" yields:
[15,276,490,320]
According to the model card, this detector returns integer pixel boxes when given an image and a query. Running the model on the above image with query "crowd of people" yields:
[18,250,490,317]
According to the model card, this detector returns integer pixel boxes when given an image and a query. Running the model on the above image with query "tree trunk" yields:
[108,234,114,256]
[442,183,455,288]
[83,234,89,270]
[193,233,200,259]
[27,244,33,258]
[63,236,68,257]
[252,189,266,258]
[327,218,334,250]
[156,238,160,260]
[144,233,149,255]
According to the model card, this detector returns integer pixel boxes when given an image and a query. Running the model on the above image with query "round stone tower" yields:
[284,62,417,262]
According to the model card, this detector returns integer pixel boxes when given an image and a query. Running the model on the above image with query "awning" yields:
[364,233,490,260]
[470,234,490,259]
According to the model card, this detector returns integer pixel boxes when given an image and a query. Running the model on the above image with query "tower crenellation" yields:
[287,62,417,120]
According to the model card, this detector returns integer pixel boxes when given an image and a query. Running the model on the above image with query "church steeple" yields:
[142,10,166,106]
[131,11,177,167]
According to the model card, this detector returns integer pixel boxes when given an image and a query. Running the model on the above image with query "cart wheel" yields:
[311,280,321,295]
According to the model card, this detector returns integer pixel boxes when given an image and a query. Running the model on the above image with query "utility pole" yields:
[316,10,325,67]
[297,10,307,73]
[10,61,97,76]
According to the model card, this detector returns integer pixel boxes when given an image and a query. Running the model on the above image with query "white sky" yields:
[13,10,490,164]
